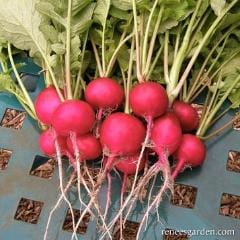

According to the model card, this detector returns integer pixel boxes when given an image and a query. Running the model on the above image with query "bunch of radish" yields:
[34,72,207,239]
[1,0,239,239]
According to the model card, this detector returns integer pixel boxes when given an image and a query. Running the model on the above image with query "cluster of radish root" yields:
[33,73,209,240]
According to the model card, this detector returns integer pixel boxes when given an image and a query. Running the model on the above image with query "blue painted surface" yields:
[0,60,240,240]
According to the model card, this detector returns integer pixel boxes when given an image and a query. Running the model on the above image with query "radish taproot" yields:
[67,134,102,162]
[135,113,182,238]
[85,77,124,137]
[39,128,67,157]
[77,113,146,230]
[34,86,62,125]
[100,112,146,164]
[126,81,169,212]
[172,101,199,132]
[85,77,124,125]
[172,134,206,179]
[43,100,95,240]
[115,154,146,175]
[129,82,169,119]
[133,112,182,201]
[85,77,124,110]
[52,100,95,136]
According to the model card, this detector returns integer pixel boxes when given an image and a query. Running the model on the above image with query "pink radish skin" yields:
[67,134,102,161]
[85,77,124,110]
[100,112,146,157]
[134,113,183,238]
[115,154,146,175]
[151,112,182,160]
[96,113,146,221]
[129,82,169,119]
[52,100,95,136]
[39,129,67,157]
[35,86,62,125]
[172,101,199,132]
[172,134,206,179]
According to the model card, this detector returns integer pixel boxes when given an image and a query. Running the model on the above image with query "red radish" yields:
[34,86,62,125]
[172,134,206,179]
[129,82,169,119]
[172,101,199,132]
[67,134,102,161]
[85,77,124,110]
[151,112,182,159]
[85,78,124,137]
[82,113,146,225]
[100,112,146,163]
[126,81,169,213]
[51,100,96,220]
[52,100,95,136]
[126,113,181,212]
[132,113,182,238]
[115,153,146,175]
[39,129,67,157]
[51,100,96,240]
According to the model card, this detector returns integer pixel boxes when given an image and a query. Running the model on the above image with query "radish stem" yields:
[171,0,239,102]
[8,43,36,117]
[132,0,142,82]
[65,0,73,99]
[91,38,104,77]
[142,0,159,71]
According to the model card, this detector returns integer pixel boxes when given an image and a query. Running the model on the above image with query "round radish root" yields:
[129,82,168,118]
[129,113,182,236]
[172,101,199,132]
[100,112,146,157]
[52,100,95,136]
[82,114,146,230]
[67,134,102,161]
[151,112,182,157]
[39,129,67,157]
[128,113,181,214]
[85,77,124,109]
[172,134,206,179]
[34,86,62,125]
[119,82,169,229]
[115,153,146,175]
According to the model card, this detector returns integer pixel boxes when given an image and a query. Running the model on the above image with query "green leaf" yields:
[219,13,240,30]
[109,6,130,20]
[36,2,66,27]
[51,43,65,55]
[72,3,95,35]
[221,54,240,77]
[94,0,111,26]
[0,0,47,62]
[229,88,240,108]
[0,73,12,92]
[112,0,132,10]
[71,35,81,68]
[72,0,93,16]
[39,24,58,43]
[47,54,59,68]
[159,20,179,33]
[210,0,226,16]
